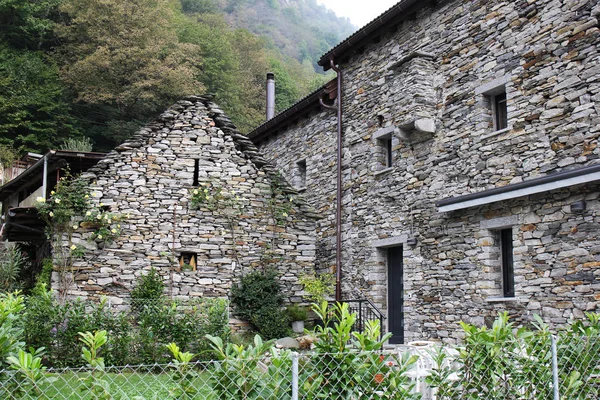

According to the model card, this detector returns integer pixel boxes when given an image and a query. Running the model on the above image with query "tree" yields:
[56,0,204,135]
[0,46,79,152]
[0,0,61,50]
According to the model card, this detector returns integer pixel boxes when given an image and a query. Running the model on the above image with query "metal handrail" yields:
[339,299,386,339]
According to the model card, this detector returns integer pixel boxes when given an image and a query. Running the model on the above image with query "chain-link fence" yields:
[0,335,598,399]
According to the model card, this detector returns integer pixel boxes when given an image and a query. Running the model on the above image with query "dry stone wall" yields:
[61,96,319,317]
[255,0,600,342]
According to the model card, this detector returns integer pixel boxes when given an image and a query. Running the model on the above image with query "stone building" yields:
[51,96,318,305]
[249,0,600,343]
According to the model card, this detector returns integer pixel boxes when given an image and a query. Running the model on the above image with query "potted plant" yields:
[287,305,308,333]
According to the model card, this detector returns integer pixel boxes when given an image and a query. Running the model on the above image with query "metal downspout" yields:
[42,154,49,199]
[331,58,343,302]
[317,59,343,301]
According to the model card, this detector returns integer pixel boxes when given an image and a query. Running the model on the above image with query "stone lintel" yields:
[475,74,512,96]
[372,234,408,248]
[480,215,519,230]
[373,126,396,140]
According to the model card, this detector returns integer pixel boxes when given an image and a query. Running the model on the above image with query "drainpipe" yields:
[266,72,275,121]
[42,154,48,199]
[319,58,343,302]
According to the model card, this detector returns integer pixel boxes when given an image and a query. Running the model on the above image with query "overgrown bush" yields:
[231,268,290,339]
[19,282,229,367]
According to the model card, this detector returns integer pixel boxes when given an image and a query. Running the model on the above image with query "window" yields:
[294,159,307,189]
[494,92,508,131]
[499,228,514,298]
[192,159,199,186]
[373,125,395,172]
[475,75,511,133]
[384,138,393,168]
[179,252,197,271]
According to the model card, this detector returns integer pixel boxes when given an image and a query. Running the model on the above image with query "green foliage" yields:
[286,304,307,322]
[36,174,91,227]
[0,46,78,153]
[59,137,94,152]
[426,312,600,400]
[166,343,198,398]
[299,272,335,303]
[206,333,279,399]
[79,330,113,400]
[0,0,61,50]
[0,292,25,369]
[130,268,165,303]
[189,182,223,210]
[231,268,289,339]
[304,301,418,399]
[7,347,56,398]
[83,208,124,243]
[0,242,28,292]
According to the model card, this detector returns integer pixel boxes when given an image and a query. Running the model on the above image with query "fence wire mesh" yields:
[0,336,598,399]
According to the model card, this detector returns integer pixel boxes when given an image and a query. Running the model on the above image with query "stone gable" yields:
[63,95,319,309]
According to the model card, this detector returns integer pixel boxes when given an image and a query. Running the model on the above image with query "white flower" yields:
[97,234,103,240]
[97,214,102,220]
[111,229,117,233]
[282,212,288,217]
[84,195,89,199]
[86,211,92,216]
[54,198,61,204]
[36,197,45,203]
[70,245,77,250]
[117,224,121,228]
[48,211,54,217]
[73,225,78,230]
[193,189,198,195]
[92,193,97,197]
[99,202,104,206]
[51,191,55,195]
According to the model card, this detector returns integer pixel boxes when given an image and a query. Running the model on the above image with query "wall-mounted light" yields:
[570,200,586,214]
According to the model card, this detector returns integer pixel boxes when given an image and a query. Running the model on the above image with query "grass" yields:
[1,369,215,399]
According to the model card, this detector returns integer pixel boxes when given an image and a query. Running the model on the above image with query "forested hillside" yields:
[0,0,353,158]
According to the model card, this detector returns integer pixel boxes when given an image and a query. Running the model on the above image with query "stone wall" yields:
[60,96,319,312]
[254,0,600,342]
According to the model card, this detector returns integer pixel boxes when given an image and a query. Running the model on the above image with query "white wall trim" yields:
[438,171,600,212]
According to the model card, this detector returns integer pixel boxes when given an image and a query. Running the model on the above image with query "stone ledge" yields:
[485,297,525,303]
[374,167,394,177]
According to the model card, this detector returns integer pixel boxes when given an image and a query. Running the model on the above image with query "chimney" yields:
[266,72,275,121]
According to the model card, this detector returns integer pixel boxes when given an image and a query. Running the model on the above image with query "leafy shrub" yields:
[0,292,25,369]
[231,268,290,339]
[0,243,27,293]
[286,304,308,321]
[130,268,164,313]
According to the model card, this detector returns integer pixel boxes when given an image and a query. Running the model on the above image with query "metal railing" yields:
[343,298,386,337]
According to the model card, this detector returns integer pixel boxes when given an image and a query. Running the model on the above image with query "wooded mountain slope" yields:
[0,0,353,157]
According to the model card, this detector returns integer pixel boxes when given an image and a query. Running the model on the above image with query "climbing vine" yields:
[35,173,124,301]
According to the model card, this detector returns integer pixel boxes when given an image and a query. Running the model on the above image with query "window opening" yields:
[500,228,514,297]
[193,159,199,186]
[494,92,508,131]
[295,159,307,189]
[180,252,197,272]
[385,138,393,168]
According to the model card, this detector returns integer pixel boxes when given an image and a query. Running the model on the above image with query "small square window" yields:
[179,252,197,272]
